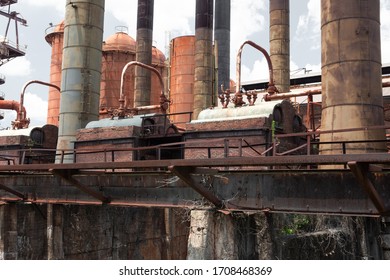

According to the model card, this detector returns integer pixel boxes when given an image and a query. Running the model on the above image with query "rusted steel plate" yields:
[0,170,389,216]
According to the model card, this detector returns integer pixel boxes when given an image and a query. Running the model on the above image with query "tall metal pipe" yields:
[320,0,386,155]
[56,0,105,161]
[45,21,65,126]
[215,0,231,94]
[193,0,214,120]
[269,0,290,93]
[134,0,154,107]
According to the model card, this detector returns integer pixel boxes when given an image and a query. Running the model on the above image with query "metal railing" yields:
[0,125,389,171]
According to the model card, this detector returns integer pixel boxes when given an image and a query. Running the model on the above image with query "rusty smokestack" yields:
[320,0,386,155]
[215,0,231,94]
[269,0,290,93]
[193,0,214,120]
[45,21,64,126]
[134,0,154,107]
[56,0,105,162]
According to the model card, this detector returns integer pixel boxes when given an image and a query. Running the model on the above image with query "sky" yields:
[0,0,389,129]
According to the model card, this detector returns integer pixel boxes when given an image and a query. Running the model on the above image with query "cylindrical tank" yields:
[100,29,136,118]
[269,0,290,93]
[135,0,154,107]
[56,0,105,162]
[100,30,165,118]
[170,36,195,125]
[215,0,231,94]
[320,0,386,155]
[193,0,214,120]
[45,20,65,126]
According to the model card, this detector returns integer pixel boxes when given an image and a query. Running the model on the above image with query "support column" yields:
[187,210,237,260]
[269,0,290,93]
[134,0,154,107]
[320,0,386,155]
[47,204,64,260]
[193,0,214,120]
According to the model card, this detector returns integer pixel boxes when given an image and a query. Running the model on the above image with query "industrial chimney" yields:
[215,0,231,95]
[320,0,386,155]
[56,0,105,162]
[269,0,290,93]
[45,21,64,126]
[193,0,214,120]
[134,0,154,107]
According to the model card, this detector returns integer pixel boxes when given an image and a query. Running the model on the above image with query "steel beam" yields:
[169,166,223,208]
[51,169,111,203]
[0,154,389,173]
[0,170,390,216]
[348,161,388,214]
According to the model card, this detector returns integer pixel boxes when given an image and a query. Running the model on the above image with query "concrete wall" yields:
[0,204,189,260]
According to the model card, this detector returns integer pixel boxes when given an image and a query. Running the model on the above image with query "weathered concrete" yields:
[0,204,189,260]
[269,0,290,93]
[193,0,214,119]
[320,0,386,155]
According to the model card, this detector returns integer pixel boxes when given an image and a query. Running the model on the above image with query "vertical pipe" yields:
[269,0,290,93]
[45,21,64,126]
[320,0,386,155]
[56,0,105,163]
[134,0,154,107]
[193,0,214,120]
[214,0,231,94]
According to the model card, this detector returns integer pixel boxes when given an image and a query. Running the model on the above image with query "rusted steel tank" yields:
[100,30,166,118]
[45,20,64,126]
[100,29,136,118]
[169,36,195,126]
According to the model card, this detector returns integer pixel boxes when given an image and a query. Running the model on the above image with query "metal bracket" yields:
[51,169,111,203]
[169,166,223,208]
[348,161,388,214]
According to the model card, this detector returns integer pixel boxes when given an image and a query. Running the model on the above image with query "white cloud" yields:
[24,0,65,14]
[231,0,266,46]
[1,56,32,77]
[106,1,194,53]
[295,0,321,50]
[381,0,390,63]
[0,92,47,129]
[23,92,48,127]
[241,58,269,83]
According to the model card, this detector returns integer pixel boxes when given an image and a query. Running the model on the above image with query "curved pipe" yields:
[15,80,61,129]
[0,100,28,130]
[236,41,277,103]
[119,61,168,116]
[0,100,26,113]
